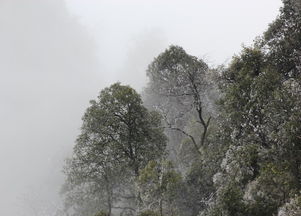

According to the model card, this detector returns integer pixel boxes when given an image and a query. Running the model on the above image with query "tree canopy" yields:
[62,83,167,216]
[61,1,301,216]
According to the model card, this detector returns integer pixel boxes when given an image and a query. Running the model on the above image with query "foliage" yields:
[144,46,223,216]
[263,0,301,78]
[138,160,183,216]
[277,194,301,216]
[200,2,301,214]
[145,45,218,170]
[62,83,167,216]
[61,2,301,216]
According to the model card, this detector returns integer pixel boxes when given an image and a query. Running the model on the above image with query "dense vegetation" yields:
[62,1,301,216]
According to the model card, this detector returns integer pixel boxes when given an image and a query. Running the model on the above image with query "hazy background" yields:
[0,0,282,215]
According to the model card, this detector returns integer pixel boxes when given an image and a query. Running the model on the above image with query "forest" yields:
[61,1,301,216]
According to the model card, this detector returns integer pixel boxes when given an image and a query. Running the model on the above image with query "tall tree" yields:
[63,83,167,216]
[145,45,214,159]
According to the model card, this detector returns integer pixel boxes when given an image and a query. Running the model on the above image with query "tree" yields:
[138,160,182,216]
[144,46,222,216]
[204,43,301,216]
[262,0,301,78]
[145,45,214,158]
[62,83,167,216]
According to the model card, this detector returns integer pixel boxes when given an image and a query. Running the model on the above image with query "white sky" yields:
[66,0,282,90]
[0,0,282,215]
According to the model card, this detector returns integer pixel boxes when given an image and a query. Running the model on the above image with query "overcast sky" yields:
[0,0,282,215]
[65,0,283,90]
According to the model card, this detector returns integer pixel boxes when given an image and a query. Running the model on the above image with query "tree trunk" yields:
[159,198,163,216]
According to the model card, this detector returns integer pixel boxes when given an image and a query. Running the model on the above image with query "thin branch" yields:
[200,116,211,146]
[165,126,202,157]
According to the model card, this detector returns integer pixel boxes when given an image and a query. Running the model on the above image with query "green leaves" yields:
[63,83,167,216]
[263,0,301,78]
[138,160,183,216]
[205,3,301,215]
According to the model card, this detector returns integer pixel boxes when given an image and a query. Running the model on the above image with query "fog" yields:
[0,0,281,215]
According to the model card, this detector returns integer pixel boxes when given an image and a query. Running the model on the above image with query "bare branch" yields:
[164,125,202,157]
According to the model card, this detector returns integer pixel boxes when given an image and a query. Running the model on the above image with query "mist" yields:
[0,0,101,215]
[0,0,282,215]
